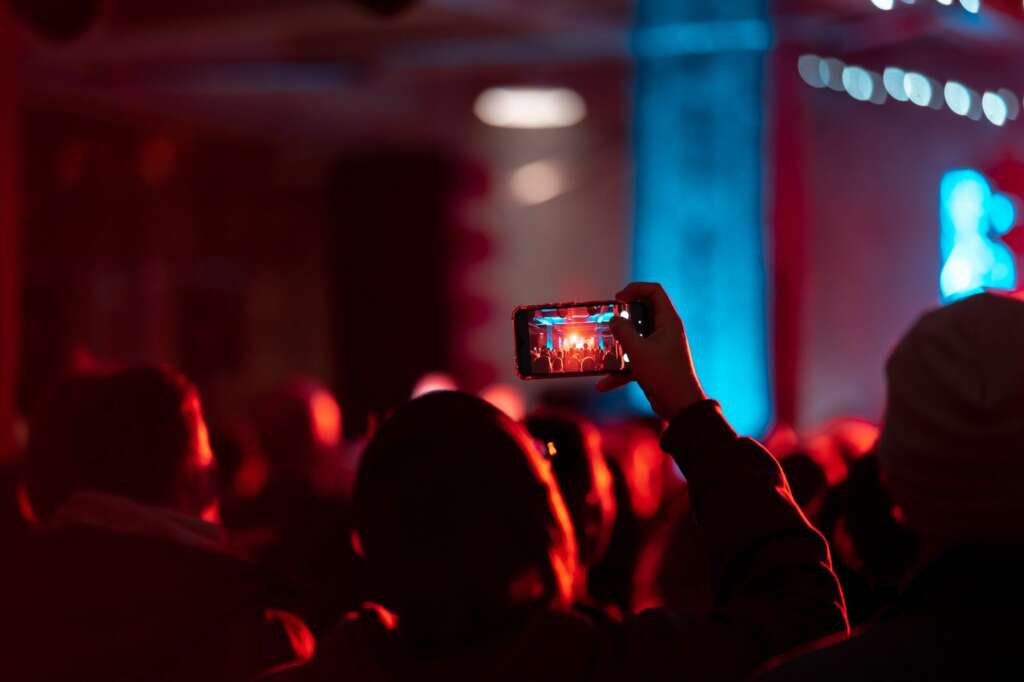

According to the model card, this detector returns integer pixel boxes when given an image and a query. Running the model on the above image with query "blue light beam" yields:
[631,1,773,436]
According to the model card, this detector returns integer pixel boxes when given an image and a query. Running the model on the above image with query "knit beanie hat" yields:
[878,293,1024,542]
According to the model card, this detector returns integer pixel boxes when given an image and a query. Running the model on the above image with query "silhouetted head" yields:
[531,355,552,375]
[26,365,215,520]
[253,378,343,489]
[879,293,1024,546]
[605,421,670,520]
[841,452,917,581]
[354,391,576,650]
[525,410,616,569]
[780,451,828,517]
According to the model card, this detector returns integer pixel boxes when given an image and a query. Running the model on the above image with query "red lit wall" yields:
[780,45,1020,430]
[0,7,18,460]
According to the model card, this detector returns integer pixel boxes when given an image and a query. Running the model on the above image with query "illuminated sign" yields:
[940,169,1019,301]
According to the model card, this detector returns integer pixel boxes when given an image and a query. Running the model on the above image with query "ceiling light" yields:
[474,87,586,129]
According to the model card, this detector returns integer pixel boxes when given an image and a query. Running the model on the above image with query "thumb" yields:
[609,317,643,357]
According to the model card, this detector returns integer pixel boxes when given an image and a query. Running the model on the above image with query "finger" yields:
[596,374,632,393]
[615,282,677,325]
[615,282,663,302]
[609,316,643,356]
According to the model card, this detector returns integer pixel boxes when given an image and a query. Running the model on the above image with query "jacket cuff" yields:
[659,399,737,472]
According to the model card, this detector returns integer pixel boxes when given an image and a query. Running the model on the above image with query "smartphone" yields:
[513,300,652,380]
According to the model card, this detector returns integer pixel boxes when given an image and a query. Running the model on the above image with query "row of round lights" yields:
[798,54,1020,127]
[870,0,980,13]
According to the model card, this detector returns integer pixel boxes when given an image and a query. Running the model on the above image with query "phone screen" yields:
[515,302,635,379]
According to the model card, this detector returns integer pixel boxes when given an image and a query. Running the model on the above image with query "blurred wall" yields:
[791,49,1022,430]
[0,8,19,460]
[18,109,334,427]
[16,54,633,428]
[469,77,632,400]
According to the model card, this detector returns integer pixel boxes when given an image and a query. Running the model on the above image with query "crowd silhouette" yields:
[1,282,1020,681]
[531,345,624,375]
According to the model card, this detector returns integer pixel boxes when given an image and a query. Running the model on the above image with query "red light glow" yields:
[16,484,39,527]
[480,384,526,422]
[262,608,317,675]
[310,389,342,448]
[411,372,457,398]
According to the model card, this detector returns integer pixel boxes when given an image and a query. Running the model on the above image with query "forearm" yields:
[660,401,848,668]
[662,402,823,565]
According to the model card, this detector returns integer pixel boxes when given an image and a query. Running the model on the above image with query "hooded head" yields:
[878,293,1024,546]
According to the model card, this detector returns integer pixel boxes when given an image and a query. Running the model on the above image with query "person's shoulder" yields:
[288,606,399,682]
[18,525,298,607]
[753,620,941,682]
[305,606,606,682]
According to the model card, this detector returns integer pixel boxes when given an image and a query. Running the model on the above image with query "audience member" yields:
[225,379,362,632]
[630,484,714,619]
[588,419,669,613]
[779,450,829,522]
[602,351,621,371]
[532,355,553,374]
[814,451,916,627]
[758,293,1024,681]
[524,410,618,617]
[2,366,314,682]
[595,416,713,618]
[586,453,641,613]
[283,283,847,682]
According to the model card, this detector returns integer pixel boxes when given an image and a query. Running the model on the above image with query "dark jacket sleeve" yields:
[616,400,849,682]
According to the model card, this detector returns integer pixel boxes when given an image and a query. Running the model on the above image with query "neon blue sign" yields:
[940,170,1018,302]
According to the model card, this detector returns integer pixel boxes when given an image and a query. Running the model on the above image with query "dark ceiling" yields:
[16,0,1024,143]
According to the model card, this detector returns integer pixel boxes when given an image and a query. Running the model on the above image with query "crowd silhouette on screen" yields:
[1,283,1021,681]
[532,344,624,375]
